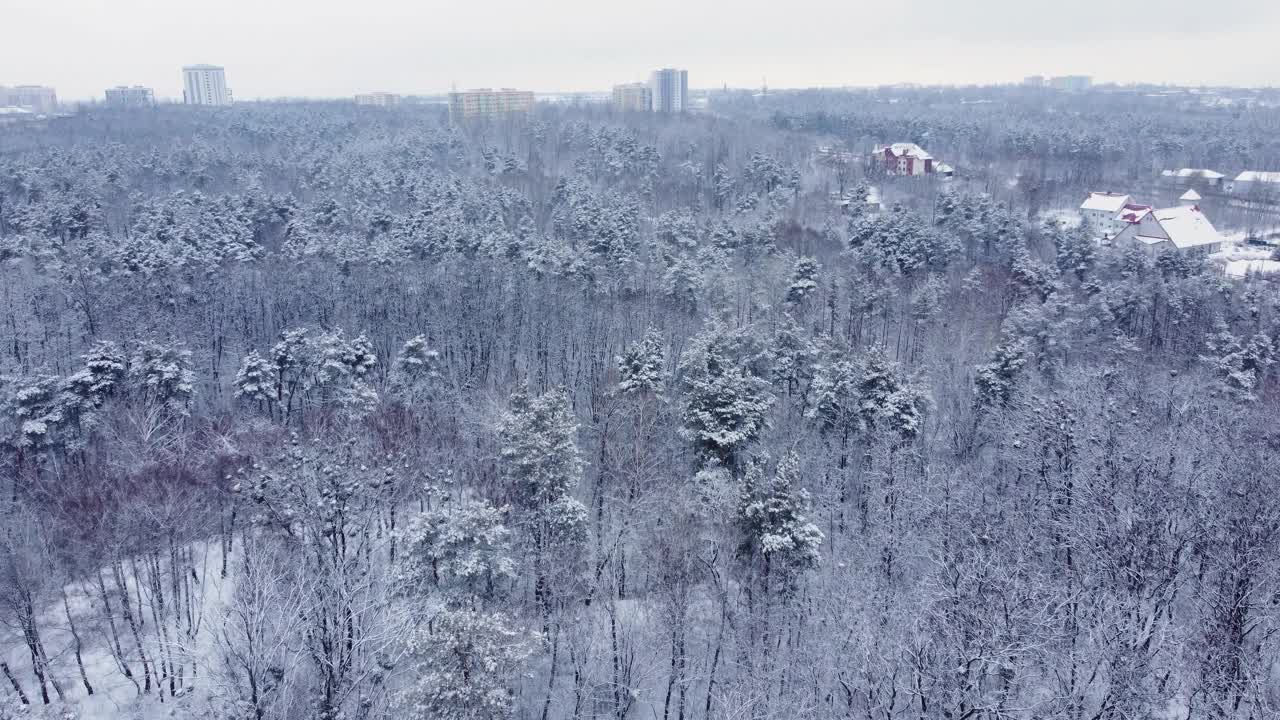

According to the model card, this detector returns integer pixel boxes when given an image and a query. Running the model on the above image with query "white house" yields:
[1079,192,1132,238]
[1161,168,1225,188]
[1232,171,1280,197]
[1111,204,1225,254]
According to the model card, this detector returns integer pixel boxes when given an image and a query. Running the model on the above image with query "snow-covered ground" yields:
[0,542,234,720]
[1040,208,1084,230]
[1209,228,1279,279]
[1224,259,1280,279]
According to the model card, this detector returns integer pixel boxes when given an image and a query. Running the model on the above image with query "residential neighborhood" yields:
[1079,190,1227,254]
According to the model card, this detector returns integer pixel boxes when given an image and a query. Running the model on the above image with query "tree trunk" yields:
[61,586,95,695]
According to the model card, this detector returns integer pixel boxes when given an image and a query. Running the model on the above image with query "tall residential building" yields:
[355,92,400,107]
[649,68,688,113]
[1048,75,1092,92]
[612,83,652,112]
[183,65,232,105]
[105,86,155,107]
[0,86,57,114]
[447,89,535,122]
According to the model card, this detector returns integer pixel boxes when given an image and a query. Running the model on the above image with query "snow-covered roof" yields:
[936,162,954,174]
[1180,189,1202,201]
[1235,170,1280,184]
[1080,192,1130,213]
[878,143,933,160]
[1116,203,1152,223]
[1174,168,1224,180]
[1151,205,1224,250]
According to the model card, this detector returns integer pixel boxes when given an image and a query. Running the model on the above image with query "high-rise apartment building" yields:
[448,89,535,122]
[612,83,652,112]
[105,86,155,107]
[355,92,401,107]
[649,68,688,113]
[1048,75,1092,92]
[183,65,232,105]
[0,86,57,114]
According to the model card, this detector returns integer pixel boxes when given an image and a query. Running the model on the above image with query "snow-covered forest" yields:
[2,88,1280,720]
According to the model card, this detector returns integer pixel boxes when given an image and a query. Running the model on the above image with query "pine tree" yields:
[397,499,516,603]
[498,388,584,510]
[975,337,1031,408]
[233,350,276,412]
[737,451,823,584]
[391,335,443,403]
[1051,221,1095,283]
[785,256,821,306]
[678,325,775,470]
[397,609,533,720]
[497,387,588,607]
[617,328,666,395]
[129,341,195,414]
[63,341,127,410]
[809,357,861,439]
[1203,323,1276,402]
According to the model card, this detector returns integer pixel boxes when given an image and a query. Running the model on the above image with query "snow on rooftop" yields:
[879,143,933,160]
[1235,170,1280,184]
[1080,192,1130,213]
[1175,168,1224,179]
[1152,205,1224,249]
[1117,204,1152,223]
[1180,189,1202,201]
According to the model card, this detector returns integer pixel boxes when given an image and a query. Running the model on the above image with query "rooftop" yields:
[1117,203,1152,223]
[1236,170,1280,184]
[1080,191,1130,213]
[1152,205,1224,249]
[1164,168,1224,180]
[879,143,933,160]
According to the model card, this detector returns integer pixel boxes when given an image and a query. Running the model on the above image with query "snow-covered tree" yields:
[737,451,823,586]
[233,350,275,410]
[1203,323,1275,402]
[785,256,821,306]
[129,341,196,413]
[616,328,666,395]
[678,324,775,469]
[390,335,442,403]
[397,609,533,720]
[497,387,588,606]
[398,499,516,603]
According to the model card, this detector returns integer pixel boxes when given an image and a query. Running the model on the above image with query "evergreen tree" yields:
[390,335,443,403]
[233,350,276,411]
[737,451,823,586]
[397,609,533,720]
[678,325,775,469]
[785,256,821,306]
[398,499,516,603]
[129,341,196,414]
[616,328,666,395]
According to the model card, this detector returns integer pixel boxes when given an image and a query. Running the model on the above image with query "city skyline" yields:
[4,0,1278,102]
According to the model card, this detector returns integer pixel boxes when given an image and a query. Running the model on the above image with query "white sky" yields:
[4,0,1279,101]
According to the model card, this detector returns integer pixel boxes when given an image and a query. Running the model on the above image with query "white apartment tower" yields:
[183,65,232,105]
[649,68,688,113]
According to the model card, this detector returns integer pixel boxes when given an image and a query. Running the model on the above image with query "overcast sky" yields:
[5,0,1279,101]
